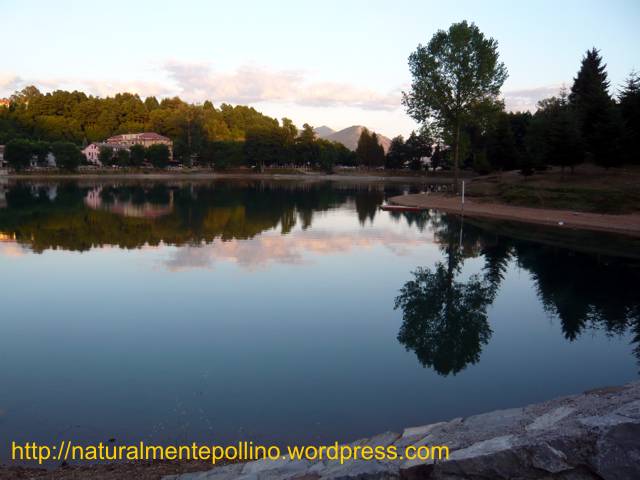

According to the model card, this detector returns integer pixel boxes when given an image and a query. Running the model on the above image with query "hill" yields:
[313,125,335,137]
[316,125,392,153]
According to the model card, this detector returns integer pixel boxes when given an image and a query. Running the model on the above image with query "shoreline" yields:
[5,381,637,479]
[2,171,457,183]
[389,193,640,237]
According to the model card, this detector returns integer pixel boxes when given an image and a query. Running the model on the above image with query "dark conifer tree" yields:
[619,72,640,164]
[385,135,406,169]
[486,113,518,171]
[569,48,621,167]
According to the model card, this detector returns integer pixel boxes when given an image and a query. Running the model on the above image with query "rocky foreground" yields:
[165,381,640,480]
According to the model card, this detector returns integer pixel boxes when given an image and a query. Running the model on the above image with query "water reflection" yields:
[0,179,639,451]
[2,181,639,364]
[0,180,406,252]
[394,213,640,375]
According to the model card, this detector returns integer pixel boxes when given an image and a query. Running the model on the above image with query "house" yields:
[82,142,128,165]
[0,98,10,109]
[106,132,173,159]
[0,145,5,168]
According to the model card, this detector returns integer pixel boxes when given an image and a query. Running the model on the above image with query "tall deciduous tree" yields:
[5,139,34,171]
[146,144,170,168]
[129,144,146,166]
[51,141,81,171]
[98,146,113,166]
[403,21,507,191]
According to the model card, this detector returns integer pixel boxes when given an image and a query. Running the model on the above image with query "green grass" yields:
[494,184,640,214]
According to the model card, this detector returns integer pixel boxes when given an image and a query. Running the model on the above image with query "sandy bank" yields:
[390,193,640,237]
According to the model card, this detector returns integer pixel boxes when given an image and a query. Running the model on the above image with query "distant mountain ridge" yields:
[314,125,392,153]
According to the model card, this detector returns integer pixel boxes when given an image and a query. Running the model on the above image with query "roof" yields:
[106,132,171,142]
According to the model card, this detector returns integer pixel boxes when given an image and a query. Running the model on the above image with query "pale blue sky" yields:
[1,0,639,137]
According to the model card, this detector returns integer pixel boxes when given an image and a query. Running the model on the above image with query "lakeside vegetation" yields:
[402,22,640,183]
[1,22,638,210]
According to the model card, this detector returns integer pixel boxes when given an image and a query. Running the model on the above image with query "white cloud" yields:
[163,61,400,110]
[0,72,174,99]
[0,73,23,94]
[0,62,401,111]
[162,226,432,271]
[502,85,564,112]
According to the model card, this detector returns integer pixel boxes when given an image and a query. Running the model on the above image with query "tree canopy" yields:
[403,21,508,189]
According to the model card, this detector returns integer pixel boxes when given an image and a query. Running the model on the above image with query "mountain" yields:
[313,125,335,137]
[316,125,392,153]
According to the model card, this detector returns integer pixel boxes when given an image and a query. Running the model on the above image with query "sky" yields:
[1,0,639,138]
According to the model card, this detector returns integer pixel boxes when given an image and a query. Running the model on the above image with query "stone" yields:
[526,405,575,431]
[162,381,640,480]
[592,422,640,480]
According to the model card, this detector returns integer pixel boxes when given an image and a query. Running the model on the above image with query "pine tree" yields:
[486,113,518,171]
[385,136,406,169]
[619,72,640,164]
[356,128,385,168]
[569,48,621,167]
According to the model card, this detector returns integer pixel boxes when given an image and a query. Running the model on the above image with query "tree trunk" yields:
[454,120,460,194]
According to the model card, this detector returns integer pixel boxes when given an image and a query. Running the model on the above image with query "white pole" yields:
[461,180,465,211]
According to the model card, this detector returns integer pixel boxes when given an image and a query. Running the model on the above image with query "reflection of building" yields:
[0,177,7,208]
[84,187,174,218]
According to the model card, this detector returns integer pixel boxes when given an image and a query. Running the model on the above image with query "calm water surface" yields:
[0,179,638,456]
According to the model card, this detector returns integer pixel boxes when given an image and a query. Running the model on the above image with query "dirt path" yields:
[389,193,640,237]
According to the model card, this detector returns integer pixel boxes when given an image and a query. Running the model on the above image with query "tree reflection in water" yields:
[394,212,640,376]
[394,262,494,376]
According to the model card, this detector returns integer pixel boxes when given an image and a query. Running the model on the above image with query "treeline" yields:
[4,139,83,171]
[0,86,355,170]
[453,49,639,174]
[98,144,171,168]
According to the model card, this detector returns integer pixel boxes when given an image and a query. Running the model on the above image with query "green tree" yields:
[32,141,51,167]
[114,148,131,167]
[570,48,621,167]
[385,135,406,169]
[295,123,319,166]
[405,130,432,171]
[98,145,114,166]
[51,141,81,171]
[5,139,34,171]
[620,72,640,165]
[486,112,518,171]
[146,144,170,168]
[129,144,146,166]
[403,21,508,191]
[356,128,385,167]
[530,92,584,173]
[430,144,446,170]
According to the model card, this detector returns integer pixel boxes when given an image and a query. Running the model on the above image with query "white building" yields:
[82,142,127,166]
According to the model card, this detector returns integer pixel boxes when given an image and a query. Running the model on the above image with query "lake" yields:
[0,178,638,458]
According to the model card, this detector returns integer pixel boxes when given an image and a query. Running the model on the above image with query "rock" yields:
[526,405,575,431]
[592,422,640,480]
[162,381,640,480]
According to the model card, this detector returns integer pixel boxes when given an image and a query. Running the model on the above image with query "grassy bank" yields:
[466,165,640,214]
